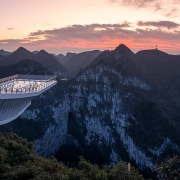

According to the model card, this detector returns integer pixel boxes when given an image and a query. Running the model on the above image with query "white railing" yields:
[0,74,57,95]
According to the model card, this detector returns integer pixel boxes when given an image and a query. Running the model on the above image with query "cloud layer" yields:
[0,21,180,54]
[137,21,180,29]
[109,0,180,17]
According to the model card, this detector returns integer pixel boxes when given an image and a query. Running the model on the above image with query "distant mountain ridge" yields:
[0,49,11,56]
[90,44,136,75]
[59,50,101,76]
[0,47,101,78]
[59,52,77,64]
[35,50,65,73]
[0,47,67,76]
[55,54,65,61]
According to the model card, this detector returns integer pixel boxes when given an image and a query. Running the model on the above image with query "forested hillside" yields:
[0,133,143,180]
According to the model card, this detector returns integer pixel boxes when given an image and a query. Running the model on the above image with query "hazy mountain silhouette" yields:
[0,49,11,56]
[55,54,65,62]
[0,47,36,66]
[32,50,39,54]
[61,50,101,76]
[0,47,66,74]
[59,52,77,65]
[35,50,66,73]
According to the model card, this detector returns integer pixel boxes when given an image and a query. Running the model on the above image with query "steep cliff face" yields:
[17,63,178,170]
[1,44,179,171]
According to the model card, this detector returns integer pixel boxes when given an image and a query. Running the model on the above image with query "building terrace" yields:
[0,74,57,99]
[0,74,57,125]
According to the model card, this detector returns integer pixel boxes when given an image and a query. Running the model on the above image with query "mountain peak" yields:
[16,47,28,52]
[135,49,170,62]
[38,50,49,55]
[109,44,134,61]
[36,50,55,58]
[32,50,39,54]
[66,52,76,57]
[12,47,33,56]
[115,44,134,55]
[117,43,129,49]
[13,47,33,56]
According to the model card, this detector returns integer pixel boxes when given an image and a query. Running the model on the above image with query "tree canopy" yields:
[0,133,143,180]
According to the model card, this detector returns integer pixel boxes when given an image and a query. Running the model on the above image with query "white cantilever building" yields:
[0,74,57,125]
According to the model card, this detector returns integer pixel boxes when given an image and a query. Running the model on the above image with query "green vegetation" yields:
[0,133,143,180]
[155,155,180,179]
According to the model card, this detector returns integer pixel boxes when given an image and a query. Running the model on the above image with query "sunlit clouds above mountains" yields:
[1,21,180,54]
[0,0,180,54]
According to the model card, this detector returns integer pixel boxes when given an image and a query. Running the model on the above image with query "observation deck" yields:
[0,74,57,125]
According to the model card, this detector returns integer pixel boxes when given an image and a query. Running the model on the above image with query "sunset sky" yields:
[1,0,180,54]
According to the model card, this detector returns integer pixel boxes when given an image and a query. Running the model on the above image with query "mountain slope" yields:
[0,47,68,77]
[0,133,143,179]
[0,49,11,56]
[60,50,101,76]
[35,50,66,74]
[0,59,51,79]
[0,44,179,174]
[91,44,137,75]
[55,53,65,62]
[59,52,76,65]
[134,49,180,122]
[0,47,35,66]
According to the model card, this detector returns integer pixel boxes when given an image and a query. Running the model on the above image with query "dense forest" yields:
[0,133,143,179]
[0,133,179,179]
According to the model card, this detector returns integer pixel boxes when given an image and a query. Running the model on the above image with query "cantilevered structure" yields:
[0,74,57,125]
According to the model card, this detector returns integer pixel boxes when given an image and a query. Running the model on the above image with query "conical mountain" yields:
[0,47,67,74]
[0,47,35,66]
[90,44,137,75]
[35,50,66,73]
[115,44,134,57]
[10,47,35,58]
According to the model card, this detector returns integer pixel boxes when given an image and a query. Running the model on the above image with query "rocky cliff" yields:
[1,44,179,172]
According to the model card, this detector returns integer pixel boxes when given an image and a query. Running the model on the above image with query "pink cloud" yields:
[0,22,180,54]
[109,0,180,17]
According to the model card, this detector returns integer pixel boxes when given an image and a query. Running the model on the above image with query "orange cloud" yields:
[0,23,180,54]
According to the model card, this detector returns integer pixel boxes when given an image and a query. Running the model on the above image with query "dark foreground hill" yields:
[134,49,180,119]
[0,59,51,79]
[0,133,143,180]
